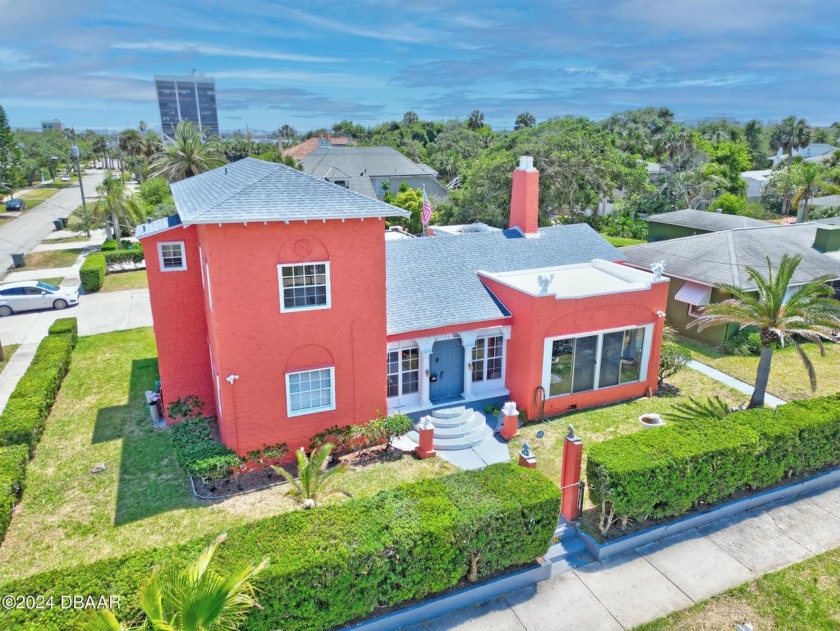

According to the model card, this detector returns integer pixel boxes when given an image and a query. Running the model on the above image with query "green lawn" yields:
[37,277,65,286]
[506,367,746,487]
[15,179,76,211]
[0,344,20,374]
[100,270,148,293]
[23,248,83,270]
[636,547,840,631]
[41,235,91,244]
[677,336,840,402]
[0,327,455,582]
[600,234,646,247]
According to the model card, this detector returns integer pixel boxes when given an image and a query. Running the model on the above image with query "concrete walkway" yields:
[408,483,840,630]
[688,359,786,407]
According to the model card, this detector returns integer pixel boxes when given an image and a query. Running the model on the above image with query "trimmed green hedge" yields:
[170,416,241,484]
[587,395,840,530]
[79,253,106,292]
[0,324,77,450]
[47,317,78,344]
[0,444,28,543]
[103,248,144,266]
[0,463,560,631]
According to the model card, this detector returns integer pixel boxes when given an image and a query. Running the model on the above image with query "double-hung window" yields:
[158,242,186,271]
[279,263,330,311]
[286,367,335,416]
[387,347,419,397]
[471,335,504,382]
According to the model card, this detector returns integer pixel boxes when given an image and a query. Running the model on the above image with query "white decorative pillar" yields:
[460,331,478,399]
[416,337,435,408]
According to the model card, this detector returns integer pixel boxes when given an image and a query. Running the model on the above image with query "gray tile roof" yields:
[385,223,622,335]
[170,157,409,224]
[301,146,447,199]
[621,223,840,290]
[646,209,770,231]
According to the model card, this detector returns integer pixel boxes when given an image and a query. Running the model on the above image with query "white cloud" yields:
[112,41,344,64]
[284,9,433,44]
[0,47,46,69]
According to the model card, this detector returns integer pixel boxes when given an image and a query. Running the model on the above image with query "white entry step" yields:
[405,407,495,451]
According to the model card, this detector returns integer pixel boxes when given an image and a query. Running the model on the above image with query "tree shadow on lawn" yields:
[92,357,204,525]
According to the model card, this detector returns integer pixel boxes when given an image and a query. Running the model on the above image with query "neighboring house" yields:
[741,169,773,201]
[811,195,840,209]
[621,223,840,346]
[301,145,449,201]
[646,208,769,242]
[646,161,667,183]
[138,157,668,458]
[770,143,838,167]
[282,136,352,162]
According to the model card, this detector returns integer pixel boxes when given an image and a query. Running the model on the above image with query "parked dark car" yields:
[4,198,26,211]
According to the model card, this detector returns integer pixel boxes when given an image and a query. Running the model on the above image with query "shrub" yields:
[309,412,415,454]
[103,248,144,267]
[101,239,140,252]
[170,416,241,484]
[658,342,691,387]
[0,463,560,631]
[0,326,76,450]
[47,317,78,345]
[587,394,840,535]
[0,444,28,543]
[79,253,106,292]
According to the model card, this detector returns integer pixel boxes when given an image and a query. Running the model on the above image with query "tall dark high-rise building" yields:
[154,74,219,138]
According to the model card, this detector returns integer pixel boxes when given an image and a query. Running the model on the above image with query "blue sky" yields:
[1,0,838,133]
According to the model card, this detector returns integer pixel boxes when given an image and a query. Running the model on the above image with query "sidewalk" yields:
[687,359,786,407]
[409,482,840,630]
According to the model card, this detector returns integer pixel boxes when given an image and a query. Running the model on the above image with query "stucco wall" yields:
[197,218,390,456]
[479,276,669,420]
[664,277,735,346]
[142,225,215,420]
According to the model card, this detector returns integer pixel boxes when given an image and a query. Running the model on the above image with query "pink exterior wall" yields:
[142,225,216,419]
[479,276,669,419]
[197,219,390,456]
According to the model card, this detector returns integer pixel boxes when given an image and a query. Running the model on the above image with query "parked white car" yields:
[0,281,79,316]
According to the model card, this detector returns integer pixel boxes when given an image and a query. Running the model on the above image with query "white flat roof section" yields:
[479,259,662,299]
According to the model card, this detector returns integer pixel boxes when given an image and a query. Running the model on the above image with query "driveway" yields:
[0,169,106,272]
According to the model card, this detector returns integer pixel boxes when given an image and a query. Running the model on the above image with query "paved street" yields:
[0,169,105,273]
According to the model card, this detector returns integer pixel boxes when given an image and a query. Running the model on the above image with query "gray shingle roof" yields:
[621,223,840,290]
[385,223,622,335]
[646,209,769,231]
[301,146,447,199]
[170,157,409,224]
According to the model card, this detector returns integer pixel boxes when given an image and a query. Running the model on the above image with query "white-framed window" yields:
[278,262,331,312]
[387,347,419,397]
[286,367,335,417]
[688,304,705,318]
[472,334,504,382]
[546,326,650,397]
[158,241,186,271]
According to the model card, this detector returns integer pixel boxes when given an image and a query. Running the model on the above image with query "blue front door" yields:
[429,338,464,401]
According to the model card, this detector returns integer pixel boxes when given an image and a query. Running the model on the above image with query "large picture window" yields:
[279,263,330,312]
[472,335,503,382]
[548,327,647,397]
[387,347,419,397]
[286,367,335,416]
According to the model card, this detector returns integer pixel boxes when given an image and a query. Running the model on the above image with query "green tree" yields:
[151,121,227,183]
[770,116,811,167]
[514,112,536,130]
[0,103,20,197]
[744,119,769,168]
[92,175,145,244]
[688,254,840,408]
[402,111,419,126]
[386,185,424,233]
[709,191,747,215]
[272,443,349,509]
[79,533,268,631]
[467,110,485,131]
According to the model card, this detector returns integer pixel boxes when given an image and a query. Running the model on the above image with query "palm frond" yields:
[792,339,818,391]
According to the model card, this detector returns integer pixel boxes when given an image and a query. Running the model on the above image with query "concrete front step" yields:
[427,407,475,428]
[406,407,496,451]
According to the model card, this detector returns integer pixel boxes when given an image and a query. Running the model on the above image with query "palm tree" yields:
[278,124,296,144]
[688,254,840,408]
[514,112,536,130]
[272,443,348,509]
[402,111,419,126]
[79,533,268,631]
[792,162,823,223]
[138,120,148,133]
[467,110,485,131]
[770,116,811,167]
[150,121,227,183]
[92,175,145,245]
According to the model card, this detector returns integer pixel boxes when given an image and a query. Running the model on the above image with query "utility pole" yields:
[71,128,90,237]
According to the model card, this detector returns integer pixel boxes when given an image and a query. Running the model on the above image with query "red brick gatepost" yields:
[560,425,584,521]
[499,401,520,441]
[415,416,436,459]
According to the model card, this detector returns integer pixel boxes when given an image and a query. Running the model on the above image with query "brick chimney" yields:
[510,156,539,235]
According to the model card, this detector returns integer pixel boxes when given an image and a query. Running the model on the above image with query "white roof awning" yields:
[674,281,712,306]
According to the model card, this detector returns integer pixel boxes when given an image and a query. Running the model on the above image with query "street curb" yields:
[575,466,840,561]
[344,560,551,631]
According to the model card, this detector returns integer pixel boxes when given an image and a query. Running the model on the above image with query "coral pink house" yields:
[139,157,668,456]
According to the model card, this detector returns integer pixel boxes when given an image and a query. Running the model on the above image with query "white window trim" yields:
[471,333,505,383]
[198,245,205,288]
[278,261,332,313]
[541,324,653,398]
[285,367,336,417]
[157,241,187,272]
[205,258,213,311]
[387,345,420,400]
[688,304,705,318]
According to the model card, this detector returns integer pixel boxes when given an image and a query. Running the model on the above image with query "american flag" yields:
[422,187,432,225]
